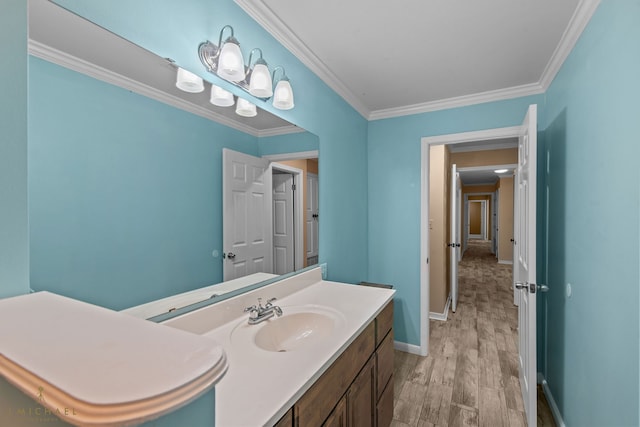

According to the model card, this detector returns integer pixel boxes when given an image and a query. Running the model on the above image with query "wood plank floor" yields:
[391,240,555,427]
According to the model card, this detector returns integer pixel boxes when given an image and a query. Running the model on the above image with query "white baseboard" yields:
[538,373,566,427]
[429,294,451,321]
[394,341,423,356]
[498,259,513,265]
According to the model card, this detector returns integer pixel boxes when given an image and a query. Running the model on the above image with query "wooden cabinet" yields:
[347,356,376,427]
[324,397,347,427]
[289,300,393,427]
[275,408,293,427]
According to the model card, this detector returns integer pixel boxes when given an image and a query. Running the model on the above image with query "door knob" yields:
[225,252,236,259]
[537,284,549,292]
[515,282,527,290]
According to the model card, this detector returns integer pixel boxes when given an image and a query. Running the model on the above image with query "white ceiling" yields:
[237,0,599,119]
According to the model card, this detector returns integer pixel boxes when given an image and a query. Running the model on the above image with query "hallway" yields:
[391,240,554,426]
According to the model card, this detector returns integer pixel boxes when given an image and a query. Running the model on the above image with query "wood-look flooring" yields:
[391,240,555,427]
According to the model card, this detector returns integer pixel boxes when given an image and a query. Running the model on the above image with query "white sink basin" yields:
[231,305,345,353]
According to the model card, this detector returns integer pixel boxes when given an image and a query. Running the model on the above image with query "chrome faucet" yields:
[243,297,283,325]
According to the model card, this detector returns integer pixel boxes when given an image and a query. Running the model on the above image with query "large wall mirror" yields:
[28,0,319,319]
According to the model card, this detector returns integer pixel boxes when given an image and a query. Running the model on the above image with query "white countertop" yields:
[0,292,228,427]
[162,267,394,427]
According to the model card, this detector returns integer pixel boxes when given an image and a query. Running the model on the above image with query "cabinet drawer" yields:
[376,329,394,401]
[295,322,375,427]
[376,375,394,427]
[375,301,393,347]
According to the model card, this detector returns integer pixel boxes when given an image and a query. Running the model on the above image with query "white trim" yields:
[234,0,370,119]
[262,150,319,161]
[394,341,423,356]
[498,259,513,265]
[257,125,306,137]
[538,375,567,427]
[370,82,544,120]
[469,234,483,239]
[538,0,601,91]
[236,1,598,120]
[423,126,522,146]
[419,137,431,357]
[448,140,518,153]
[429,294,451,321]
[28,39,301,138]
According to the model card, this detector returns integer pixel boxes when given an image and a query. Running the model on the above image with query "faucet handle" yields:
[243,304,257,313]
[264,297,277,308]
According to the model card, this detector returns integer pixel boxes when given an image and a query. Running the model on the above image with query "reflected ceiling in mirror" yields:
[27,0,319,320]
[29,0,297,137]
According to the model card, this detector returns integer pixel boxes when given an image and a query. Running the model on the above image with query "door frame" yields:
[463,192,495,251]
[271,163,304,273]
[420,125,522,356]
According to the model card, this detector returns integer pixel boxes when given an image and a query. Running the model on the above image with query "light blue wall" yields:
[542,1,639,425]
[52,0,370,285]
[28,57,259,310]
[367,95,543,345]
[258,131,319,157]
[0,0,29,298]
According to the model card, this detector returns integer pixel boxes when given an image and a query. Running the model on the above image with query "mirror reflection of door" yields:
[306,173,319,266]
[224,149,319,281]
[222,149,273,281]
[272,171,296,275]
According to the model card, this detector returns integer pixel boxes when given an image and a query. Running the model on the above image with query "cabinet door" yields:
[347,357,376,427]
[275,407,293,427]
[376,377,394,427]
[323,396,347,427]
[376,330,394,401]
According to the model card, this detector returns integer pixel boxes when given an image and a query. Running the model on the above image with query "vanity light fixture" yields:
[175,67,204,93]
[210,84,235,107]
[494,169,509,174]
[199,25,245,82]
[198,25,294,110]
[247,48,273,98]
[272,66,294,110]
[235,97,257,117]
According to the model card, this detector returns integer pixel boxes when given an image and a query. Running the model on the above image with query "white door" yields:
[306,173,319,263]
[273,173,295,275]
[449,164,460,312]
[491,191,498,254]
[514,104,538,427]
[222,148,273,281]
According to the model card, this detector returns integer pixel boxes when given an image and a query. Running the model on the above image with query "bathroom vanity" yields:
[163,267,395,426]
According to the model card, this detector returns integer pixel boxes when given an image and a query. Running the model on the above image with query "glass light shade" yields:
[217,38,245,82]
[235,98,257,117]
[210,85,234,107]
[176,67,204,93]
[494,169,508,174]
[248,62,273,98]
[272,79,294,110]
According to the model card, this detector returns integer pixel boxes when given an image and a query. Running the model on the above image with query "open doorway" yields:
[420,104,539,426]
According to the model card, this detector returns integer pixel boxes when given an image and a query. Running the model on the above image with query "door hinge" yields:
[426,257,429,264]
[292,184,296,191]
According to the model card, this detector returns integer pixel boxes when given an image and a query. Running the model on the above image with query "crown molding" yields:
[27,39,276,137]
[237,0,599,121]
[234,0,371,119]
[369,82,544,121]
[539,0,601,91]
[257,125,305,138]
